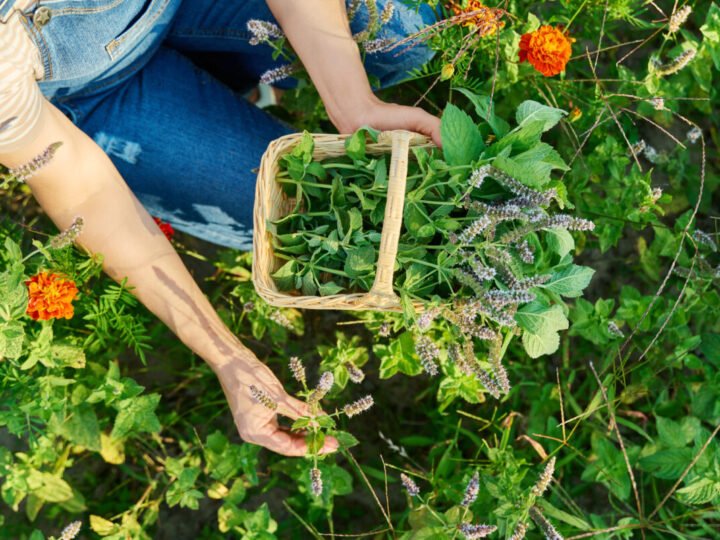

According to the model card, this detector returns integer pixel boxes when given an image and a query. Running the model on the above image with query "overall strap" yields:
[0,1,16,24]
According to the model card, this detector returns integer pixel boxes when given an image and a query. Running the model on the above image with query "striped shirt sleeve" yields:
[0,13,45,153]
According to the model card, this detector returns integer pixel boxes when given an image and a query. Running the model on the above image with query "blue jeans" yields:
[19,0,435,250]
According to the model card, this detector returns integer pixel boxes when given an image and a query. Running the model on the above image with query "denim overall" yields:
[12,0,435,250]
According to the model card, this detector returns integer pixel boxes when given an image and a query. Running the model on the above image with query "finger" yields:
[277,395,312,420]
[394,106,442,147]
[253,427,309,457]
[319,434,340,455]
[276,424,340,456]
[253,422,338,457]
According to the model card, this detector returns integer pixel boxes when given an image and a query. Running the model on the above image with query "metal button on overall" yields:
[33,6,51,28]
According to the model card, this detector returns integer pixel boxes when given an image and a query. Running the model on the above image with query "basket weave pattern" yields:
[252,130,435,311]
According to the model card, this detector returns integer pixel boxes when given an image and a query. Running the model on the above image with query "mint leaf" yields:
[515,101,568,131]
[344,245,375,278]
[454,89,510,137]
[545,228,575,257]
[516,302,569,358]
[542,265,595,297]
[111,394,161,439]
[440,103,485,166]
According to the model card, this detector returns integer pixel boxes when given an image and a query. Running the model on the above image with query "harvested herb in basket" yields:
[270,95,595,398]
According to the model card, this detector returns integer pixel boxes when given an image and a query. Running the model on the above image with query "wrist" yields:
[328,91,383,134]
[174,310,256,374]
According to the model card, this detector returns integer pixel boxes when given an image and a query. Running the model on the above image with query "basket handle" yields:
[367,130,423,301]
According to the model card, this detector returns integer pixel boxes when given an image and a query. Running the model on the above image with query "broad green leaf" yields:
[440,103,484,166]
[111,394,162,439]
[0,262,28,322]
[53,404,101,452]
[333,431,359,449]
[639,448,694,479]
[319,281,344,296]
[375,331,423,378]
[100,433,125,465]
[701,3,720,70]
[271,260,298,291]
[542,265,595,297]
[90,515,120,536]
[656,416,700,447]
[494,143,568,187]
[545,228,575,257]
[515,100,567,131]
[344,245,375,278]
[455,89,510,137]
[676,478,720,505]
[516,302,569,358]
[28,471,73,503]
[0,321,25,360]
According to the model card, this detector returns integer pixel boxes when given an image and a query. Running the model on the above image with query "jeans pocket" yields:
[104,0,172,61]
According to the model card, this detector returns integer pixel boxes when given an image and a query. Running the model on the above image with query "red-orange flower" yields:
[447,0,505,34]
[518,25,572,77]
[25,272,79,321]
[153,216,175,241]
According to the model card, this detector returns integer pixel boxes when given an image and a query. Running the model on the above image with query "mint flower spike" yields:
[400,473,420,497]
[529,506,564,540]
[607,321,624,338]
[269,310,294,330]
[416,306,441,332]
[249,385,278,411]
[246,19,283,45]
[380,1,394,24]
[50,216,84,249]
[653,48,696,77]
[668,4,691,33]
[289,356,306,386]
[364,37,393,54]
[310,467,323,497]
[531,456,556,497]
[308,371,334,403]
[459,215,491,244]
[259,64,297,85]
[58,520,82,540]
[461,471,480,507]
[343,395,374,418]
[415,335,440,376]
[457,523,498,539]
[8,141,63,183]
[344,361,365,383]
[450,343,502,399]
[509,521,528,540]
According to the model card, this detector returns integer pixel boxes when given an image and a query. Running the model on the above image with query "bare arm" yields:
[265,0,442,145]
[0,100,336,456]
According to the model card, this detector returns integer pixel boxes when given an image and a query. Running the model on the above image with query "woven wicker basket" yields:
[252,130,435,312]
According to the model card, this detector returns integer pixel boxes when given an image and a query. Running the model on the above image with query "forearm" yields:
[265,0,378,131]
[1,102,249,371]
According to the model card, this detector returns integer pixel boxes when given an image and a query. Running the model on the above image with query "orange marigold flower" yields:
[153,216,175,241]
[518,25,572,77]
[25,272,79,321]
[447,0,505,35]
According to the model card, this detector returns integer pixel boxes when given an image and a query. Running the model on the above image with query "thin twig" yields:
[589,361,644,521]
[345,449,395,535]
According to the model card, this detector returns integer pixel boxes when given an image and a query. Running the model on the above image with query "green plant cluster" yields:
[271,100,596,397]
